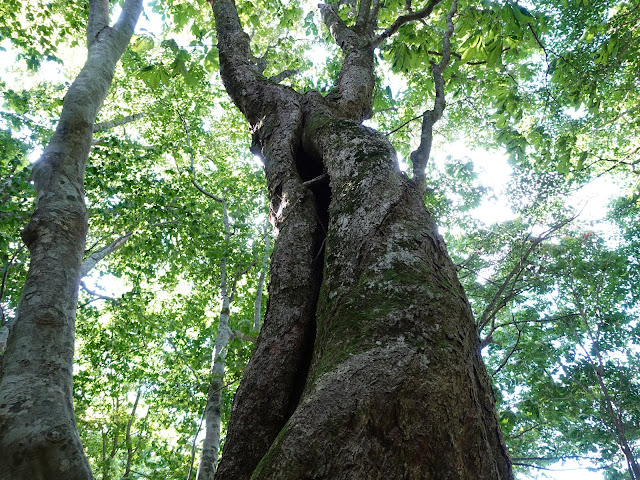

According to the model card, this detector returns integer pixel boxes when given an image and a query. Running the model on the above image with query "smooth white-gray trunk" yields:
[0,2,142,478]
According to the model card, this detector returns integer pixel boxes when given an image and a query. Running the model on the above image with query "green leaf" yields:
[510,3,534,25]
[131,35,154,53]
[204,48,218,74]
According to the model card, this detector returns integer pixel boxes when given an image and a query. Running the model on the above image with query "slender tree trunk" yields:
[196,195,270,479]
[196,293,232,480]
[0,2,142,479]
[253,221,270,331]
[122,388,141,479]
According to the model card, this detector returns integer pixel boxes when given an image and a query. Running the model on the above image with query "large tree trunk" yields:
[248,112,512,479]
[209,0,512,478]
[216,108,512,480]
[0,2,141,479]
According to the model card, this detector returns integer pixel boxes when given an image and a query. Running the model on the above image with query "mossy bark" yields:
[209,1,512,478]
[245,116,512,480]
[216,108,513,480]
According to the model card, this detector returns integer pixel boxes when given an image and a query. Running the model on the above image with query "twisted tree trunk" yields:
[208,0,513,478]
[0,2,142,478]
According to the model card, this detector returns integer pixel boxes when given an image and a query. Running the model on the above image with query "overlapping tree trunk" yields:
[208,0,513,478]
[0,1,142,478]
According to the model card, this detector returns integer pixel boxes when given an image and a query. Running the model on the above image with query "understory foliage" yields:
[1,0,639,478]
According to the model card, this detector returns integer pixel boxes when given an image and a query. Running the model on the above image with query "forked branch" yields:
[373,0,442,47]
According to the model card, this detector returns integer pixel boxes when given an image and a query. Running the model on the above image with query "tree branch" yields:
[94,113,145,133]
[477,216,576,335]
[507,422,547,440]
[409,0,458,195]
[176,110,224,204]
[229,260,258,302]
[207,0,269,120]
[318,2,376,120]
[373,0,442,47]
[319,4,360,50]
[511,460,609,471]
[87,0,110,47]
[385,113,423,136]
[80,281,117,302]
[187,407,207,480]
[302,173,329,187]
[113,0,145,37]
[489,324,521,375]
[80,232,133,278]
[355,0,375,32]
[123,387,142,479]
[513,455,605,462]
[269,69,299,84]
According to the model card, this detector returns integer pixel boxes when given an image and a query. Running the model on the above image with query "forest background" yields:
[0,0,639,479]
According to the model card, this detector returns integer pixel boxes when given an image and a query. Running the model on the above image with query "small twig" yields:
[302,173,329,187]
[385,113,423,136]
[229,260,258,301]
[176,109,224,204]
[511,462,607,471]
[490,325,521,375]
[513,455,606,462]
[80,281,117,302]
[507,422,547,440]
[477,215,577,334]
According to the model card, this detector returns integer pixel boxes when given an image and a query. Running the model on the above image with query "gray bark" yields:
[209,0,513,478]
[122,388,141,479]
[252,113,511,480]
[80,232,133,278]
[196,198,232,480]
[192,158,267,478]
[93,113,145,133]
[0,1,142,479]
[196,293,232,480]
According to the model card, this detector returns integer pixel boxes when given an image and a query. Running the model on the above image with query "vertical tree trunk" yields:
[0,2,142,479]
[196,196,232,480]
[196,291,232,480]
[122,388,141,479]
[213,93,323,479]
